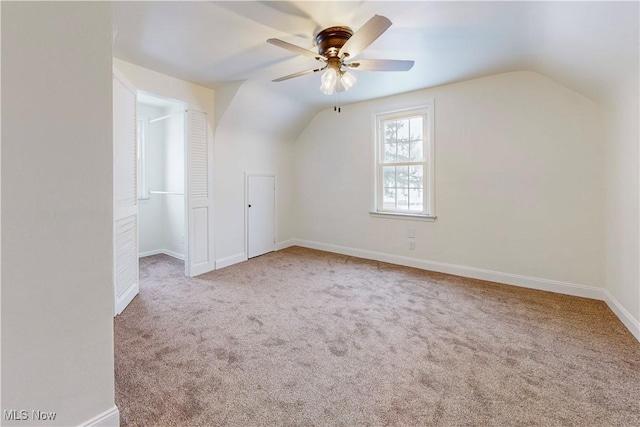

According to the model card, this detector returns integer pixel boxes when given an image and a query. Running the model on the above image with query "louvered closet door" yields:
[187,108,215,276]
[113,69,139,315]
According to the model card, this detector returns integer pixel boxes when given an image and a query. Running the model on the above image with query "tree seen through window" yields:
[382,116,424,212]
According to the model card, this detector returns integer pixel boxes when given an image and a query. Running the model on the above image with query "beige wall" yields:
[604,86,640,338]
[213,80,314,264]
[295,71,605,288]
[114,58,214,114]
[1,2,116,425]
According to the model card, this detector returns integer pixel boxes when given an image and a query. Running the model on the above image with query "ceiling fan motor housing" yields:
[316,26,353,58]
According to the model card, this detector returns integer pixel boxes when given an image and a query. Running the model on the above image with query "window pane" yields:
[384,121,398,143]
[397,188,409,210]
[383,166,396,187]
[395,166,409,188]
[383,187,396,210]
[409,140,423,162]
[384,143,396,162]
[396,119,409,142]
[408,165,423,188]
[397,141,410,162]
[409,189,424,212]
[409,117,423,142]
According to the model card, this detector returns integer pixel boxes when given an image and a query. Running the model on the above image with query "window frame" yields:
[373,102,435,220]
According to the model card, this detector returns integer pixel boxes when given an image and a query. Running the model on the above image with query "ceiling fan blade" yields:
[338,15,392,60]
[267,38,326,61]
[347,59,415,72]
[272,67,323,82]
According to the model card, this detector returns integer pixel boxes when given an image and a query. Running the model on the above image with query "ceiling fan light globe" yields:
[320,81,335,95]
[341,71,357,91]
[321,68,338,84]
[320,68,338,95]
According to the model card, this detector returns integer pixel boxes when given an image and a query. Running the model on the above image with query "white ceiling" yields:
[137,91,183,108]
[114,1,638,111]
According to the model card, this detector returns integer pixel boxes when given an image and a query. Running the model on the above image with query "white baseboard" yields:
[80,405,119,427]
[139,249,163,258]
[215,242,293,269]
[276,239,297,251]
[291,239,639,342]
[603,290,640,341]
[216,252,247,269]
[162,249,185,261]
[139,249,185,261]
[114,281,139,316]
[295,239,603,299]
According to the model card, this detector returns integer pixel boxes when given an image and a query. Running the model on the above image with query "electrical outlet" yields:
[180,234,185,244]
[407,228,416,238]
[408,240,415,250]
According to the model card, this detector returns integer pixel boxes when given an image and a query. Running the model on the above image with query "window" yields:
[374,104,434,218]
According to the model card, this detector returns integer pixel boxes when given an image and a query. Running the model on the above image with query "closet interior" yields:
[137,92,187,271]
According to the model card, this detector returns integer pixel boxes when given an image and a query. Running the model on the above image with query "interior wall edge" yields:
[2,1,116,421]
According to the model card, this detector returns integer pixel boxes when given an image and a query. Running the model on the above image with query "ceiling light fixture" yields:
[267,15,415,111]
[319,65,357,95]
[339,70,357,91]
[320,67,338,95]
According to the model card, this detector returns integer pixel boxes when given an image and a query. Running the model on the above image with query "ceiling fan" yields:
[267,15,414,96]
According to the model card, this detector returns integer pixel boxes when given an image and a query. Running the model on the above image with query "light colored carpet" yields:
[115,247,640,426]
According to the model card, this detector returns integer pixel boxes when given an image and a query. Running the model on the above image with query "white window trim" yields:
[372,101,435,220]
[369,211,437,222]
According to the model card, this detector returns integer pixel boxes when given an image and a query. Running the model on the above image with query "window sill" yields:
[369,211,437,222]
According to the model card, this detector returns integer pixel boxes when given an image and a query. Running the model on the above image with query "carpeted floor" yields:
[115,247,640,426]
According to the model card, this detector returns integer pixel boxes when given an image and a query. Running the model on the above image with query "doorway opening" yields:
[137,92,188,274]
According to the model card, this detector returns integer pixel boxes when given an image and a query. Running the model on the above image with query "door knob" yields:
[248,204,252,208]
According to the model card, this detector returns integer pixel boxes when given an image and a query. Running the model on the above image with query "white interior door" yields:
[113,68,139,315]
[186,107,215,276]
[247,175,276,258]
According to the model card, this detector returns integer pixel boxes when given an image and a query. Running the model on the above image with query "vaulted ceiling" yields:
[113,1,638,112]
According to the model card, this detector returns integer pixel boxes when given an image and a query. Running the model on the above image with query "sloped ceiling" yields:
[113,1,638,113]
